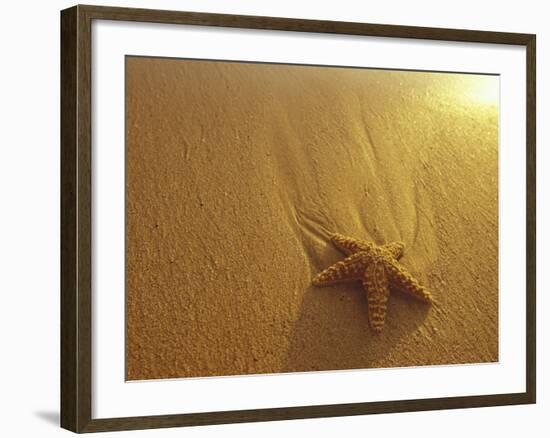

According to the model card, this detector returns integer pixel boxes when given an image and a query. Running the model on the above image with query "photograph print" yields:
[125,56,499,381]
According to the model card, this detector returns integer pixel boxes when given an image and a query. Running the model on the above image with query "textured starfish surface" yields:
[312,233,433,333]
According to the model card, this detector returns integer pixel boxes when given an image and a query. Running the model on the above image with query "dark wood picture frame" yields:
[61,4,536,433]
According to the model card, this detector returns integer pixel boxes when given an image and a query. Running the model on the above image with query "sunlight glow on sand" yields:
[463,75,500,107]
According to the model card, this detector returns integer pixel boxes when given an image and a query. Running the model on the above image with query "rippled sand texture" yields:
[125,57,498,380]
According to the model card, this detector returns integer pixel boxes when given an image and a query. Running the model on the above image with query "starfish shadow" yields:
[281,244,431,373]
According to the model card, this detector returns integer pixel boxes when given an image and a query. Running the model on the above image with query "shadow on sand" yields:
[281,243,431,373]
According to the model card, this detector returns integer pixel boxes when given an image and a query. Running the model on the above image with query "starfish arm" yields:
[312,252,365,286]
[386,262,433,303]
[382,241,405,260]
[363,261,390,333]
[330,233,373,255]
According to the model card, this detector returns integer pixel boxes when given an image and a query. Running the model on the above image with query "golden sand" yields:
[125,57,499,380]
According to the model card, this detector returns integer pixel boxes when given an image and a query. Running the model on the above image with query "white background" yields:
[0,0,545,437]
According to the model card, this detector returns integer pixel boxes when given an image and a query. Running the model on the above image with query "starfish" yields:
[312,233,432,333]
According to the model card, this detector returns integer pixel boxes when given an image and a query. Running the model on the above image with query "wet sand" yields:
[125,57,498,380]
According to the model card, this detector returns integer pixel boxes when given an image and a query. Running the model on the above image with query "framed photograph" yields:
[60,4,536,433]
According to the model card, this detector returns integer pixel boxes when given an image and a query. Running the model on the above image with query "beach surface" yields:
[125,57,499,380]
